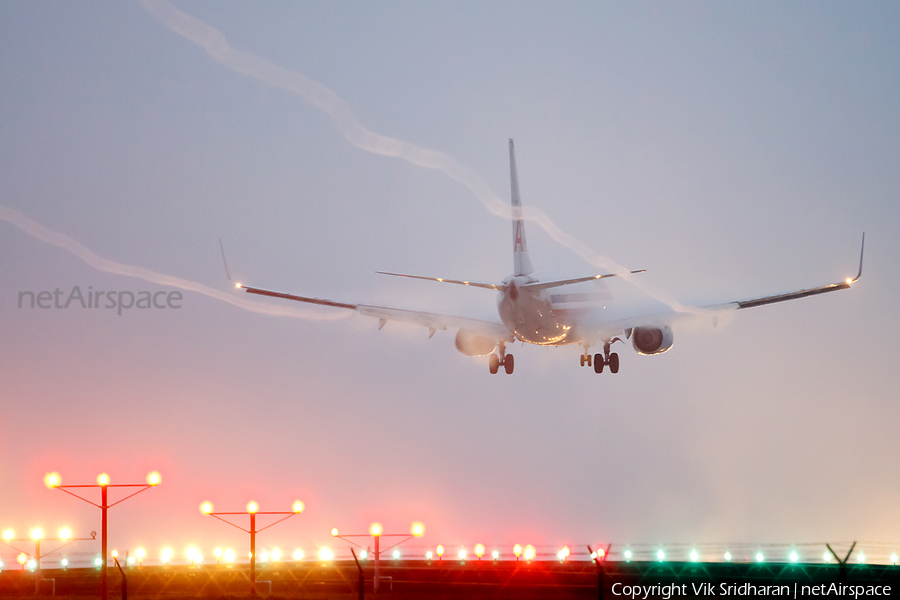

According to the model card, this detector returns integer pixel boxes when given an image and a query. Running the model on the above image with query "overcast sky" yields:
[2,1,899,566]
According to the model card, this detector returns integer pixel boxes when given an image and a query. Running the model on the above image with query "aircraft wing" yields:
[584,233,865,339]
[236,283,512,340]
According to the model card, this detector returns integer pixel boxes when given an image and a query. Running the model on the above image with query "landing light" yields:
[846,278,852,285]
[235,283,242,288]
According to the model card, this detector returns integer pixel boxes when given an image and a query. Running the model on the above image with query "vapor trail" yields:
[141,0,705,316]
[0,203,347,321]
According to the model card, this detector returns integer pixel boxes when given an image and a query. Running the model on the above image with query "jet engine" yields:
[631,326,674,355]
[455,329,497,356]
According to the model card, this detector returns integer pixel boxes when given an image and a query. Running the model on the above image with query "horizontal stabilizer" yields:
[376,271,504,291]
[521,270,646,292]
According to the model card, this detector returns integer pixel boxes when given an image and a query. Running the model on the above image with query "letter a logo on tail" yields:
[514,221,526,253]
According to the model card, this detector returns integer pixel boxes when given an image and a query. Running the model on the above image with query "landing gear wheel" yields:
[504,353,515,375]
[593,353,604,374]
[609,352,619,374]
[489,354,500,374]
[580,355,586,367]
[580,354,592,367]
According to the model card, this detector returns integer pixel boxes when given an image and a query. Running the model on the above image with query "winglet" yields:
[852,232,865,283]
[218,238,233,282]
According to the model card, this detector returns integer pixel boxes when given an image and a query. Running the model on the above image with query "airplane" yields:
[230,140,864,375]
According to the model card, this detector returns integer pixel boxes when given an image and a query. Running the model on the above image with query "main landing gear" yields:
[489,343,514,375]
[581,339,620,374]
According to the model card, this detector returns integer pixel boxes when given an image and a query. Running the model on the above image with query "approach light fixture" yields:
[30,528,43,540]
[18,553,27,566]
[857,553,866,563]
[147,472,161,486]
[94,557,102,567]
[271,548,282,561]
[790,551,799,563]
[724,552,732,562]
[624,550,632,561]
[514,544,522,560]
[458,549,467,560]
[318,547,333,561]
[370,523,382,537]
[411,522,424,536]
[331,528,339,536]
[690,550,699,562]
[657,549,665,561]
[292,501,304,513]
[224,549,236,564]
[492,550,500,560]
[524,546,535,561]
[3,529,13,541]
[292,549,303,561]
[200,502,214,515]
[756,552,764,563]
[475,544,485,559]
[426,551,433,560]
[61,558,68,568]
[392,550,400,560]
[891,553,897,565]
[44,473,61,488]
[436,545,444,559]
[161,548,173,565]
[246,501,258,514]
[97,473,109,486]
[58,527,72,540]
[823,552,831,562]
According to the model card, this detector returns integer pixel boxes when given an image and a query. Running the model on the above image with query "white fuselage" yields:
[497,275,580,346]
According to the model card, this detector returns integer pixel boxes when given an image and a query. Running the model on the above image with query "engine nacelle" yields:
[631,326,674,355]
[455,329,497,356]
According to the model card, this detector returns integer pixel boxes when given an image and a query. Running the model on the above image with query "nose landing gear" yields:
[489,342,514,374]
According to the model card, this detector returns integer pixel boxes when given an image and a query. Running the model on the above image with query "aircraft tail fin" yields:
[509,139,534,276]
